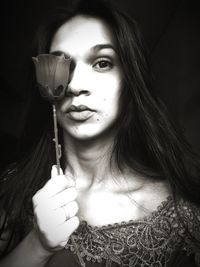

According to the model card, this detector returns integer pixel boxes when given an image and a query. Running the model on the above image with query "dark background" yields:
[0,0,200,171]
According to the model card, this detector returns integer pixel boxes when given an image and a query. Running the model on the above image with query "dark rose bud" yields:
[32,53,71,102]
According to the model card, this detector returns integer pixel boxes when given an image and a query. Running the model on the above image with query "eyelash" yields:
[93,58,113,71]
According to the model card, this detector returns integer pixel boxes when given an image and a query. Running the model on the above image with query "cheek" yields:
[94,76,121,101]
[94,70,121,89]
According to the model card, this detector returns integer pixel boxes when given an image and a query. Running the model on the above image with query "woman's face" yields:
[50,15,123,141]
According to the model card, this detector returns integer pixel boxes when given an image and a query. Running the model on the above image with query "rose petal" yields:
[54,57,71,89]
[32,54,71,102]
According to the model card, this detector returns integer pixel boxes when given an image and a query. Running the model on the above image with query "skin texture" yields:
[51,15,123,141]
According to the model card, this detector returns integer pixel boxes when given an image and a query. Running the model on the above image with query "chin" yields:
[64,127,116,144]
[67,131,104,142]
[62,120,119,143]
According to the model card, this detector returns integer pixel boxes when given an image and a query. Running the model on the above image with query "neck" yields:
[63,133,115,189]
[62,132,151,193]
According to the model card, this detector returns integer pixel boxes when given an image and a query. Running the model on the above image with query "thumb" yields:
[51,165,63,178]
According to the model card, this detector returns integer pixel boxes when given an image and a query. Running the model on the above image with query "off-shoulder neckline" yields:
[78,195,174,231]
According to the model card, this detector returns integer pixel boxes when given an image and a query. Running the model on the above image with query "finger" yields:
[47,201,78,223]
[49,187,78,209]
[32,176,68,207]
[51,165,63,178]
[32,176,75,208]
[33,204,67,230]
[34,186,77,212]
[61,201,79,220]
[51,166,75,187]
[44,164,76,197]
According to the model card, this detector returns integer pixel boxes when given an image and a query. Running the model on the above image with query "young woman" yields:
[0,1,200,266]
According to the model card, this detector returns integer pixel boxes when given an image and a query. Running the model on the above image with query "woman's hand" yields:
[32,165,79,252]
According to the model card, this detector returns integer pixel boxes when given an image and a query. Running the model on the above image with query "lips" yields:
[66,105,95,121]
[67,105,94,112]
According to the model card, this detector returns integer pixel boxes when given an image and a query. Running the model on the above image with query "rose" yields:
[32,54,71,102]
[32,53,71,174]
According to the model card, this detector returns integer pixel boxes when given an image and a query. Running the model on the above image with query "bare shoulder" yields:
[139,180,172,213]
[123,170,172,215]
[77,174,172,226]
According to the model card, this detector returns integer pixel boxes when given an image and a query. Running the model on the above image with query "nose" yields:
[66,62,91,97]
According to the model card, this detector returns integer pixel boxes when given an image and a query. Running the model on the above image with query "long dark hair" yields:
[0,0,200,256]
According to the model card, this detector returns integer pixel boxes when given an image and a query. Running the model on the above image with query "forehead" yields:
[50,15,115,53]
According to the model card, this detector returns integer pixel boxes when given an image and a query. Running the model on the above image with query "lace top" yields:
[47,196,200,267]
[1,166,200,266]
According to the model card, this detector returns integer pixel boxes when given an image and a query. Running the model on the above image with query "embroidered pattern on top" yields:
[65,196,200,267]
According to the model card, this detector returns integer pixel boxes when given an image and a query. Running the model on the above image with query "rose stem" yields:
[52,104,61,175]
[53,105,84,266]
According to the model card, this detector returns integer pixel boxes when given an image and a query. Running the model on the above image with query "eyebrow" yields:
[92,44,116,52]
[50,44,116,58]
